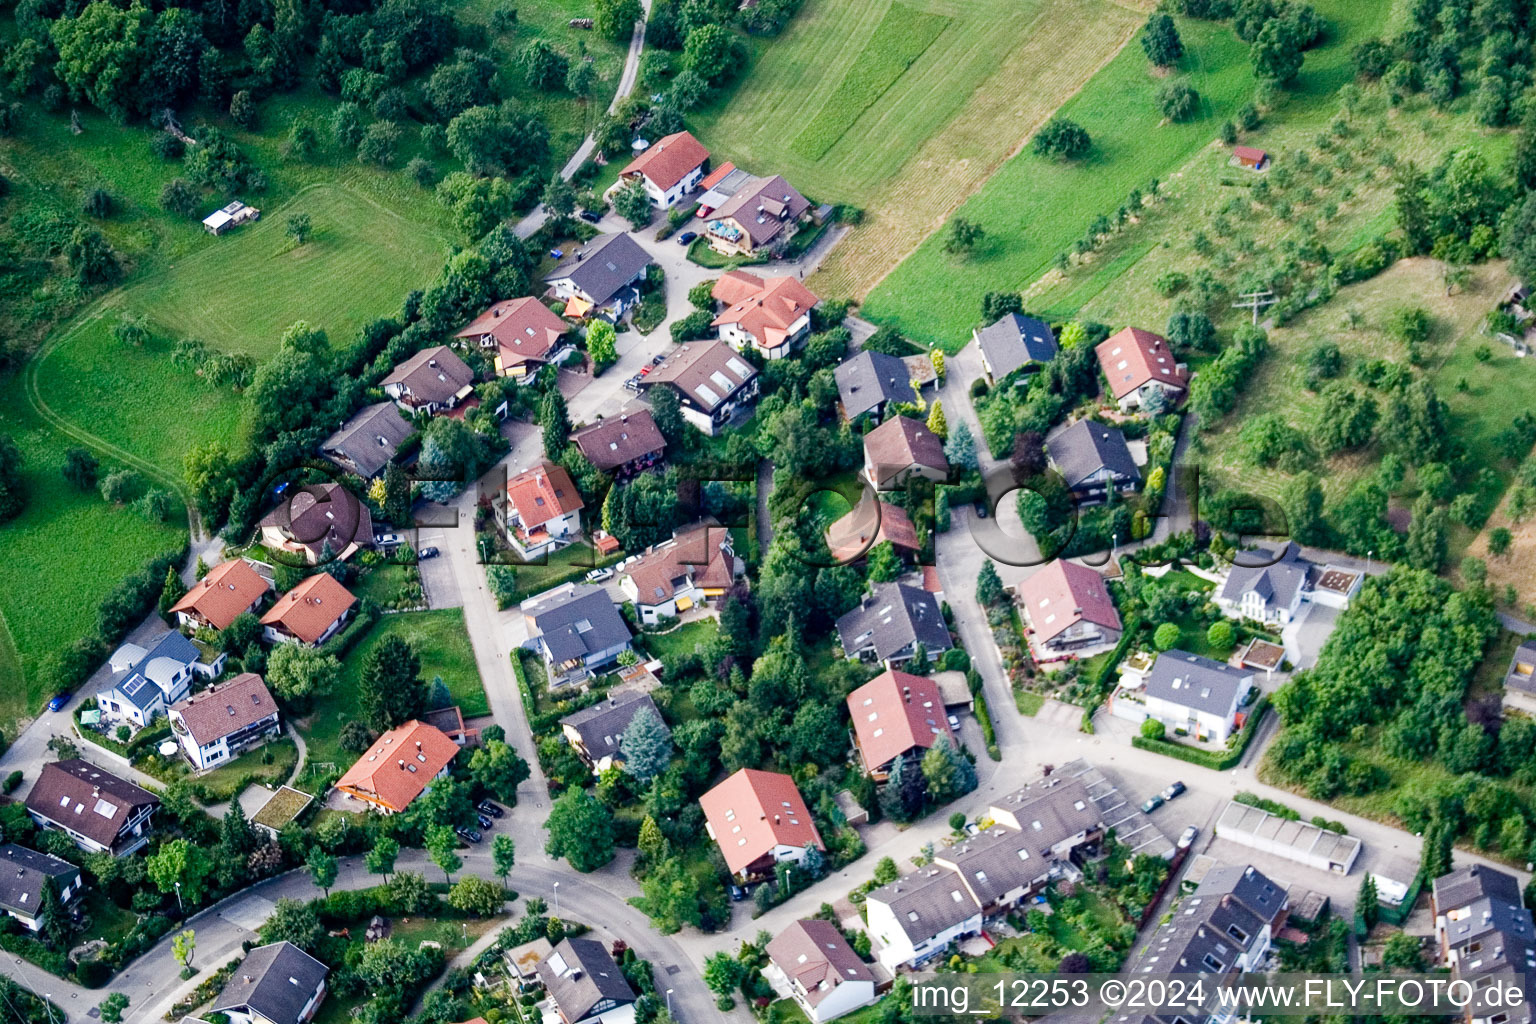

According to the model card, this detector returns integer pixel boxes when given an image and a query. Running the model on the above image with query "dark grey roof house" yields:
[835,351,916,422]
[25,760,160,856]
[544,233,654,318]
[0,845,81,931]
[1138,864,1288,979]
[210,941,329,1024]
[536,937,637,1024]
[1433,864,1536,986]
[320,402,413,479]
[836,581,952,666]
[1046,420,1139,500]
[974,313,1057,381]
[1140,650,1253,744]
[559,690,670,772]
[522,583,633,685]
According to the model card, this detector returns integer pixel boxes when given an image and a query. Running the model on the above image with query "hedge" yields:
[1130,697,1271,770]
[1079,613,1143,726]
[317,600,381,659]
[973,693,1001,761]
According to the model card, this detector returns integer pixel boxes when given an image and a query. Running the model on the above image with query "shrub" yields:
[1,771,20,794]
[1157,81,1200,122]
[1153,622,1180,650]
[1141,718,1166,740]
[1032,118,1090,159]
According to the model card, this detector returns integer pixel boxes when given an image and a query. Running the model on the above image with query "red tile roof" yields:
[336,719,461,812]
[171,559,270,630]
[622,524,738,605]
[825,500,919,562]
[259,573,357,645]
[620,131,710,191]
[1015,559,1121,644]
[507,463,584,530]
[697,161,736,192]
[701,769,824,876]
[846,669,954,773]
[455,297,569,368]
[710,273,818,350]
[767,920,876,1008]
[171,673,276,747]
[1095,327,1188,400]
[1234,145,1268,163]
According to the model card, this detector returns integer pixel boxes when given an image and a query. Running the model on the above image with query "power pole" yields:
[1232,289,1277,325]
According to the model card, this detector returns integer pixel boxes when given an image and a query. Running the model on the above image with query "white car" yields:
[585,567,614,582]
[1177,825,1198,849]
[947,714,961,731]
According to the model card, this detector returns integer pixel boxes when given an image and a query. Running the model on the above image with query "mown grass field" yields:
[858,0,1391,348]
[301,609,490,773]
[693,0,1148,299]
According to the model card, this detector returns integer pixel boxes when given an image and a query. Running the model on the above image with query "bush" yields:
[1157,82,1200,122]
[1141,718,1166,740]
[1153,622,1180,650]
[1,771,19,794]
[1033,119,1090,159]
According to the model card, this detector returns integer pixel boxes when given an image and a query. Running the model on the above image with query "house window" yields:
[1226,924,1249,943]
[1201,954,1223,972]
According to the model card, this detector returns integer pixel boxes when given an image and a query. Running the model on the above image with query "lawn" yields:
[301,610,490,772]
[693,0,1147,301]
[504,541,626,601]
[188,737,301,803]
[857,0,1391,348]
[641,619,720,664]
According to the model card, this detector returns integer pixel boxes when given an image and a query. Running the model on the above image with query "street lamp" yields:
[666,988,674,1016]
[552,881,560,918]
[174,880,183,913]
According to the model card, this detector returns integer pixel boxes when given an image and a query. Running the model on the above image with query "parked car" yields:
[477,800,504,818]
[477,814,495,830]
[419,546,439,559]
[1161,781,1187,802]
[625,376,642,391]
[639,365,652,376]
[455,828,482,844]
[947,714,961,731]
[1178,825,1199,849]
[579,210,602,224]
[375,532,403,549]
[729,885,747,902]
[676,231,697,245]
[585,567,614,582]
[1140,794,1165,814]
[973,501,989,518]
[47,693,70,712]
[652,354,666,365]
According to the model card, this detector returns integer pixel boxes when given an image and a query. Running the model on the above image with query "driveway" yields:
[1280,601,1339,670]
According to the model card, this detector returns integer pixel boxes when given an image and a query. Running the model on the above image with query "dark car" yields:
[455,828,482,844]
[676,231,697,245]
[1161,781,1187,802]
[478,800,504,818]
[47,693,70,712]
[1140,794,1165,814]
[477,813,495,830]
[729,885,747,902]
[419,546,439,559]
[579,210,602,224]
[652,354,666,365]
[973,500,989,519]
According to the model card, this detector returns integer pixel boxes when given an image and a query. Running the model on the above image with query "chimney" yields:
[398,759,406,770]
[416,741,422,752]
[903,686,911,703]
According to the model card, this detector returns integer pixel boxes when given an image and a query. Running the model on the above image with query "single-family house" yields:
[835,351,916,422]
[210,941,329,1024]
[0,845,81,932]
[1095,328,1189,412]
[1047,420,1140,503]
[701,768,825,882]
[636,340,760,436]
[502,462,585,559]
[1214,541,1309,628]
[867,774,1104,970]
[1505,639,1536,716]
[25,760,159,856]
[169,673,281,771]
[170,558,270,632]
[1139,650,1253,744]
[260,573,357,647]
[381,346,476,416]
[522,583,633,685]
[974,313,1058,382]
[703,174,811,256]
[1136,864,1288,995]
[835,580,952,667]
[710,271,818,359]
[320,401,413,480]
[455,297,570,380]
[862,415,948,491]
[259,483,373,565]
[1433,864,1536,1002]
[764,920,878,1023]
[536,938,638,1024]
[335,719,461,814]
[571,410,666,477]
[824,498,921,565]
[559,690,670,774]
[544,233,654,321]
[99,631,218,728]
[618,523,743,624]
[619,130,710,207]
[1016,559,1122,658]
[846,669,953,779]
